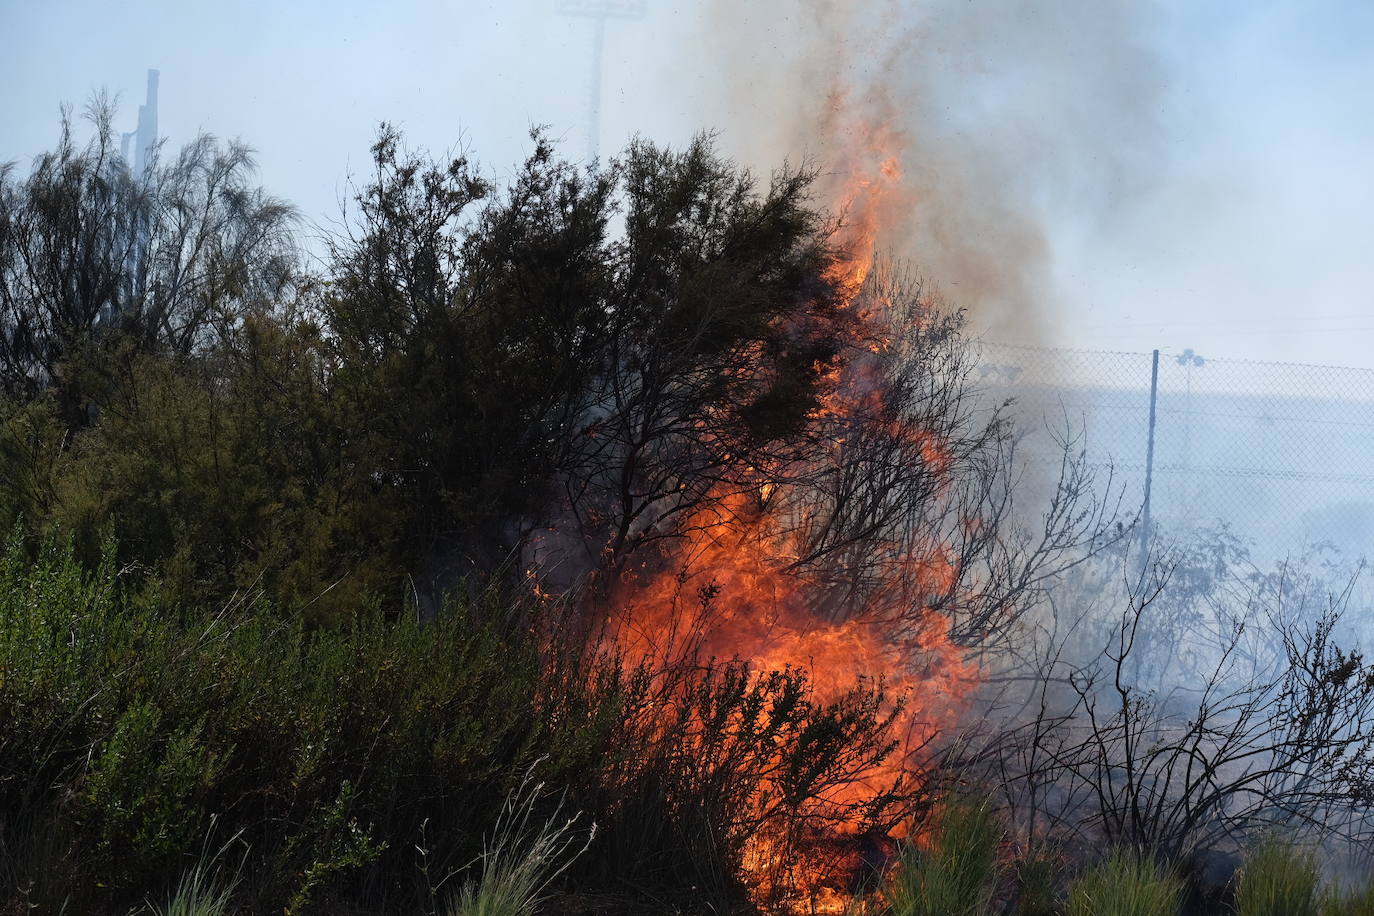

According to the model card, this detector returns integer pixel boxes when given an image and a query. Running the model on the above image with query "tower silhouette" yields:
[120,69,159,175]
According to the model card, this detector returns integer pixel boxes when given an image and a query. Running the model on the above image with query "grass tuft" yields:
[1014,843,1066,916]
[1321,873,1374,916]
[156,862,235,916]
[445,766,596,916]
[884,797,1003,916]
[1065,848,1182,916]
[1234,838,1322,916]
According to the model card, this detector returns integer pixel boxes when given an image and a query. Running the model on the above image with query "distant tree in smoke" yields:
[0,97,295,425]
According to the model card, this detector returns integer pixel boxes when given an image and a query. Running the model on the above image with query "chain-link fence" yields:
[973,342,1374,563]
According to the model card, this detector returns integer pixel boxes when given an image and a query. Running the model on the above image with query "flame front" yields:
[596,113,979,909]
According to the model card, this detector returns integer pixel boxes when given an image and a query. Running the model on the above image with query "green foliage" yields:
[0,536,628,910]
[0,116,1009,913]
[321,126,847,581]
[0,398,63,535]
[1232,842,1374,916]
[1065,849,1183,916]
[44,323,398,613]
[284,783,388,914]
[1234,839,1323,916]
[0,120,855,618]
[884,797,1004,916]
[83,704,228,864]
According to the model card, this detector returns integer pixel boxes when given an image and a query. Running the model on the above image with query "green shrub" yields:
[0,398,64,537]
[0,535,629,910]
[44,345,399,616]
[884,797,1003,916]
[1065,848,1182,916]
[1235,839,1322,916]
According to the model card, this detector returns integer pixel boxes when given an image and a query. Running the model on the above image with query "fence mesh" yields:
[972,342,1374,563]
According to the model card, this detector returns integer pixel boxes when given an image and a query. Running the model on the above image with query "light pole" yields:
[555,0,646,164]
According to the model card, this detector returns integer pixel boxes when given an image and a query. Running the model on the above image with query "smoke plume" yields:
[688,0,1165,341]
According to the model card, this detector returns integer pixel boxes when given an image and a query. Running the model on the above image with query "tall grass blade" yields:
[157,861,235,916]
[445,765,596,916]
[1235,839,1322,916]
[1065,848,1182,916]
[884,797,1003,916]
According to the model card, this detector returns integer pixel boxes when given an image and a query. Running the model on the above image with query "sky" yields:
[2,0,1372,367]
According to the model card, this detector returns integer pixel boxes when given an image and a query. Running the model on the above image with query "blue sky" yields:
[1,0,1371,366]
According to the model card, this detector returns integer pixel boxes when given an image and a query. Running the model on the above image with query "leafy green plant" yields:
[284,781,388,914]
[0,534,909,913]
[0,111,1097,914]
[0,535,631,910]
[884,797,1004,916]
[1234,839,1322,916]
[1065,849,1182,916]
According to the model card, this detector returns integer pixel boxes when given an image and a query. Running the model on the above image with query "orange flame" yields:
[595,108,978,906]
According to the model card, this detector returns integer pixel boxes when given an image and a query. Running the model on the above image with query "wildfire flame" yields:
[594,110,979,910]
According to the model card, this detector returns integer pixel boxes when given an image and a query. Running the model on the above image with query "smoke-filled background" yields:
[3,0,1371,363]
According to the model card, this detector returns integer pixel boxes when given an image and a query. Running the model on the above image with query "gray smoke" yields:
[681,0,1166,341]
